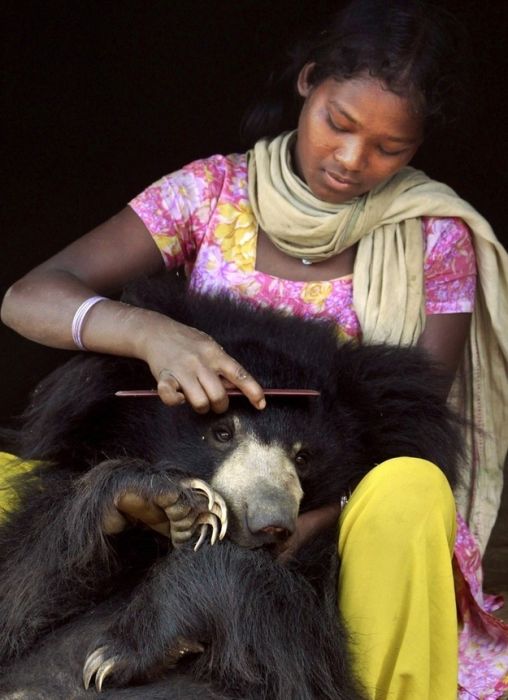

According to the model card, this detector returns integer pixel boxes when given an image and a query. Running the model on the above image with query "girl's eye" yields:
[213,426,233,443]
[327,114,346,133]
[379,145,406,157]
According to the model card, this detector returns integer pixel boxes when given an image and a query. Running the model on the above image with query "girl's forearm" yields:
[1,268,163,360]
[1,267,266,412]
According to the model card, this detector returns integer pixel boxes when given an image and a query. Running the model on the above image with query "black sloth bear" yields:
[0,271,462,699]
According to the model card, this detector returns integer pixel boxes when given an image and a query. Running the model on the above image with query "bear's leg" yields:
[84,542,365,699]
[0,458,226,664]
[338,457,457,700]
[0,598,233,700]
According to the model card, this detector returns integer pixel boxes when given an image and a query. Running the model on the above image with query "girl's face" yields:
[294,67,423,204]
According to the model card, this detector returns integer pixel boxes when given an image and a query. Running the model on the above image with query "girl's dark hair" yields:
[242,0,467,143]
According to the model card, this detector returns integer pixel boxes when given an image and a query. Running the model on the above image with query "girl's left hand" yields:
[275,502,343,563]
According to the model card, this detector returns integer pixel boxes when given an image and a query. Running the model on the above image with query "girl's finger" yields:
[157,369,186,407]
[197,370,231,413]
[176,374,213,414]
[218,358,266,410]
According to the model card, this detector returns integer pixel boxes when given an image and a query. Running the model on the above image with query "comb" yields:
[115,388,320,398]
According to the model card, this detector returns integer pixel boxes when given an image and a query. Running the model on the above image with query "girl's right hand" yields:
[1,206,265,414]
[139,314,266,414]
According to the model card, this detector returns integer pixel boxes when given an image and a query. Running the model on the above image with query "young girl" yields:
[1,1,507,697]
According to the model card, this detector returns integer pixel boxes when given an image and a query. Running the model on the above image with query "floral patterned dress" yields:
[130,153,508,699]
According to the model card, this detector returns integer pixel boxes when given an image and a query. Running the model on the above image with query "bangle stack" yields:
[71,296,108,351]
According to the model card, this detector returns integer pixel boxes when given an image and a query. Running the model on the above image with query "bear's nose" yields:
[243,490,299,544]
[257,525,291,540]
[247,508,296,543]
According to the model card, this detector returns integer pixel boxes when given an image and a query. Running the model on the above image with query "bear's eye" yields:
[213,426,233,443]
[295,450,310,467]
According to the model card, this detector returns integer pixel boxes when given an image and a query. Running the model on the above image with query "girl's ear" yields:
[297,63,316,98]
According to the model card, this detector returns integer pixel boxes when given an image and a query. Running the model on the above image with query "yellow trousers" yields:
[339,457,458,699]
[0,453,458,699]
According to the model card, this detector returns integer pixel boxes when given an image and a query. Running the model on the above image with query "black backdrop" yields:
[1,0,507,421]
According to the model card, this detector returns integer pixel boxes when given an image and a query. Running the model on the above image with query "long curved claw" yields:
[198,513,219,545]
[192,513,219,551]
[181,478,228,539]
[83,646,108,690]
[209,502,228,541]
[193,523,208,552]
[181,478,216,511]
[182,478,228,523]
[95,657,121,692]
[211,493,228,532]
[83,646,122,692]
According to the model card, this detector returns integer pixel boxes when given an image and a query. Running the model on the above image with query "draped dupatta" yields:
[248,131,508,551]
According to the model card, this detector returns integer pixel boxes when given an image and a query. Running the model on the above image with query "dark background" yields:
[1,0,507,421]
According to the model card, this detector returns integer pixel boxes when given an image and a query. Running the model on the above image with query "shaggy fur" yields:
[0,271,462,699]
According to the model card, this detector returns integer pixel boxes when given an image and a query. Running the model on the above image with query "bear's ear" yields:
[5,354,151,468]
[331,344,463,488]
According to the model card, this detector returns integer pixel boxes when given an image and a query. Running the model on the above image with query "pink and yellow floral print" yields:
[130,154,476,342]
[455,514,508,699]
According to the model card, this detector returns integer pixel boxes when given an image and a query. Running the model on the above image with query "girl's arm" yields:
[0,207,265,414]
[417,312,472,396]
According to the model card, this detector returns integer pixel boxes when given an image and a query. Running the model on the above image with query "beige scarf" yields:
[248,131,508,553]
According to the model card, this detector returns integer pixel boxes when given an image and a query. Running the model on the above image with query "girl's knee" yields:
[339,457,456,552]
[366,457,453,503]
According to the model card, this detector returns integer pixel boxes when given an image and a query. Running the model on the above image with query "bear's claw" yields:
[180,478,228,549]
[83,645,122,692]
[194,513,220,551]
[83,636,205,691]
[181,478,228,530]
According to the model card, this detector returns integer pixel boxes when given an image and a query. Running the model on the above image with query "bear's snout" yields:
[210,437,304,548]
[245,493,297,544]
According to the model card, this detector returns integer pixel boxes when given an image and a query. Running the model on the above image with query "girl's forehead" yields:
[318,75,424,137]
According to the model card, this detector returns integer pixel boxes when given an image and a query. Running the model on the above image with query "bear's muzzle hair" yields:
[210,435,304,548]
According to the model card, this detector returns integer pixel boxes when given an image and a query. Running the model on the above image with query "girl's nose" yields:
[334,139,366,172]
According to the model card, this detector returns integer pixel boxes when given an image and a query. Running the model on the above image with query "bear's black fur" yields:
[0,271,462,699]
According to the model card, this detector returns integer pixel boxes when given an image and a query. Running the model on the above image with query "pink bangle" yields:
[71,296,108,350]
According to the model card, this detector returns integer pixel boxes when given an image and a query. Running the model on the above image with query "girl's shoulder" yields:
[135,152,249,214]
[129,152,248,226]
[422,216,476,277]
[177,152,248,196]
[422,216,476,314]
[180,152,248,177]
